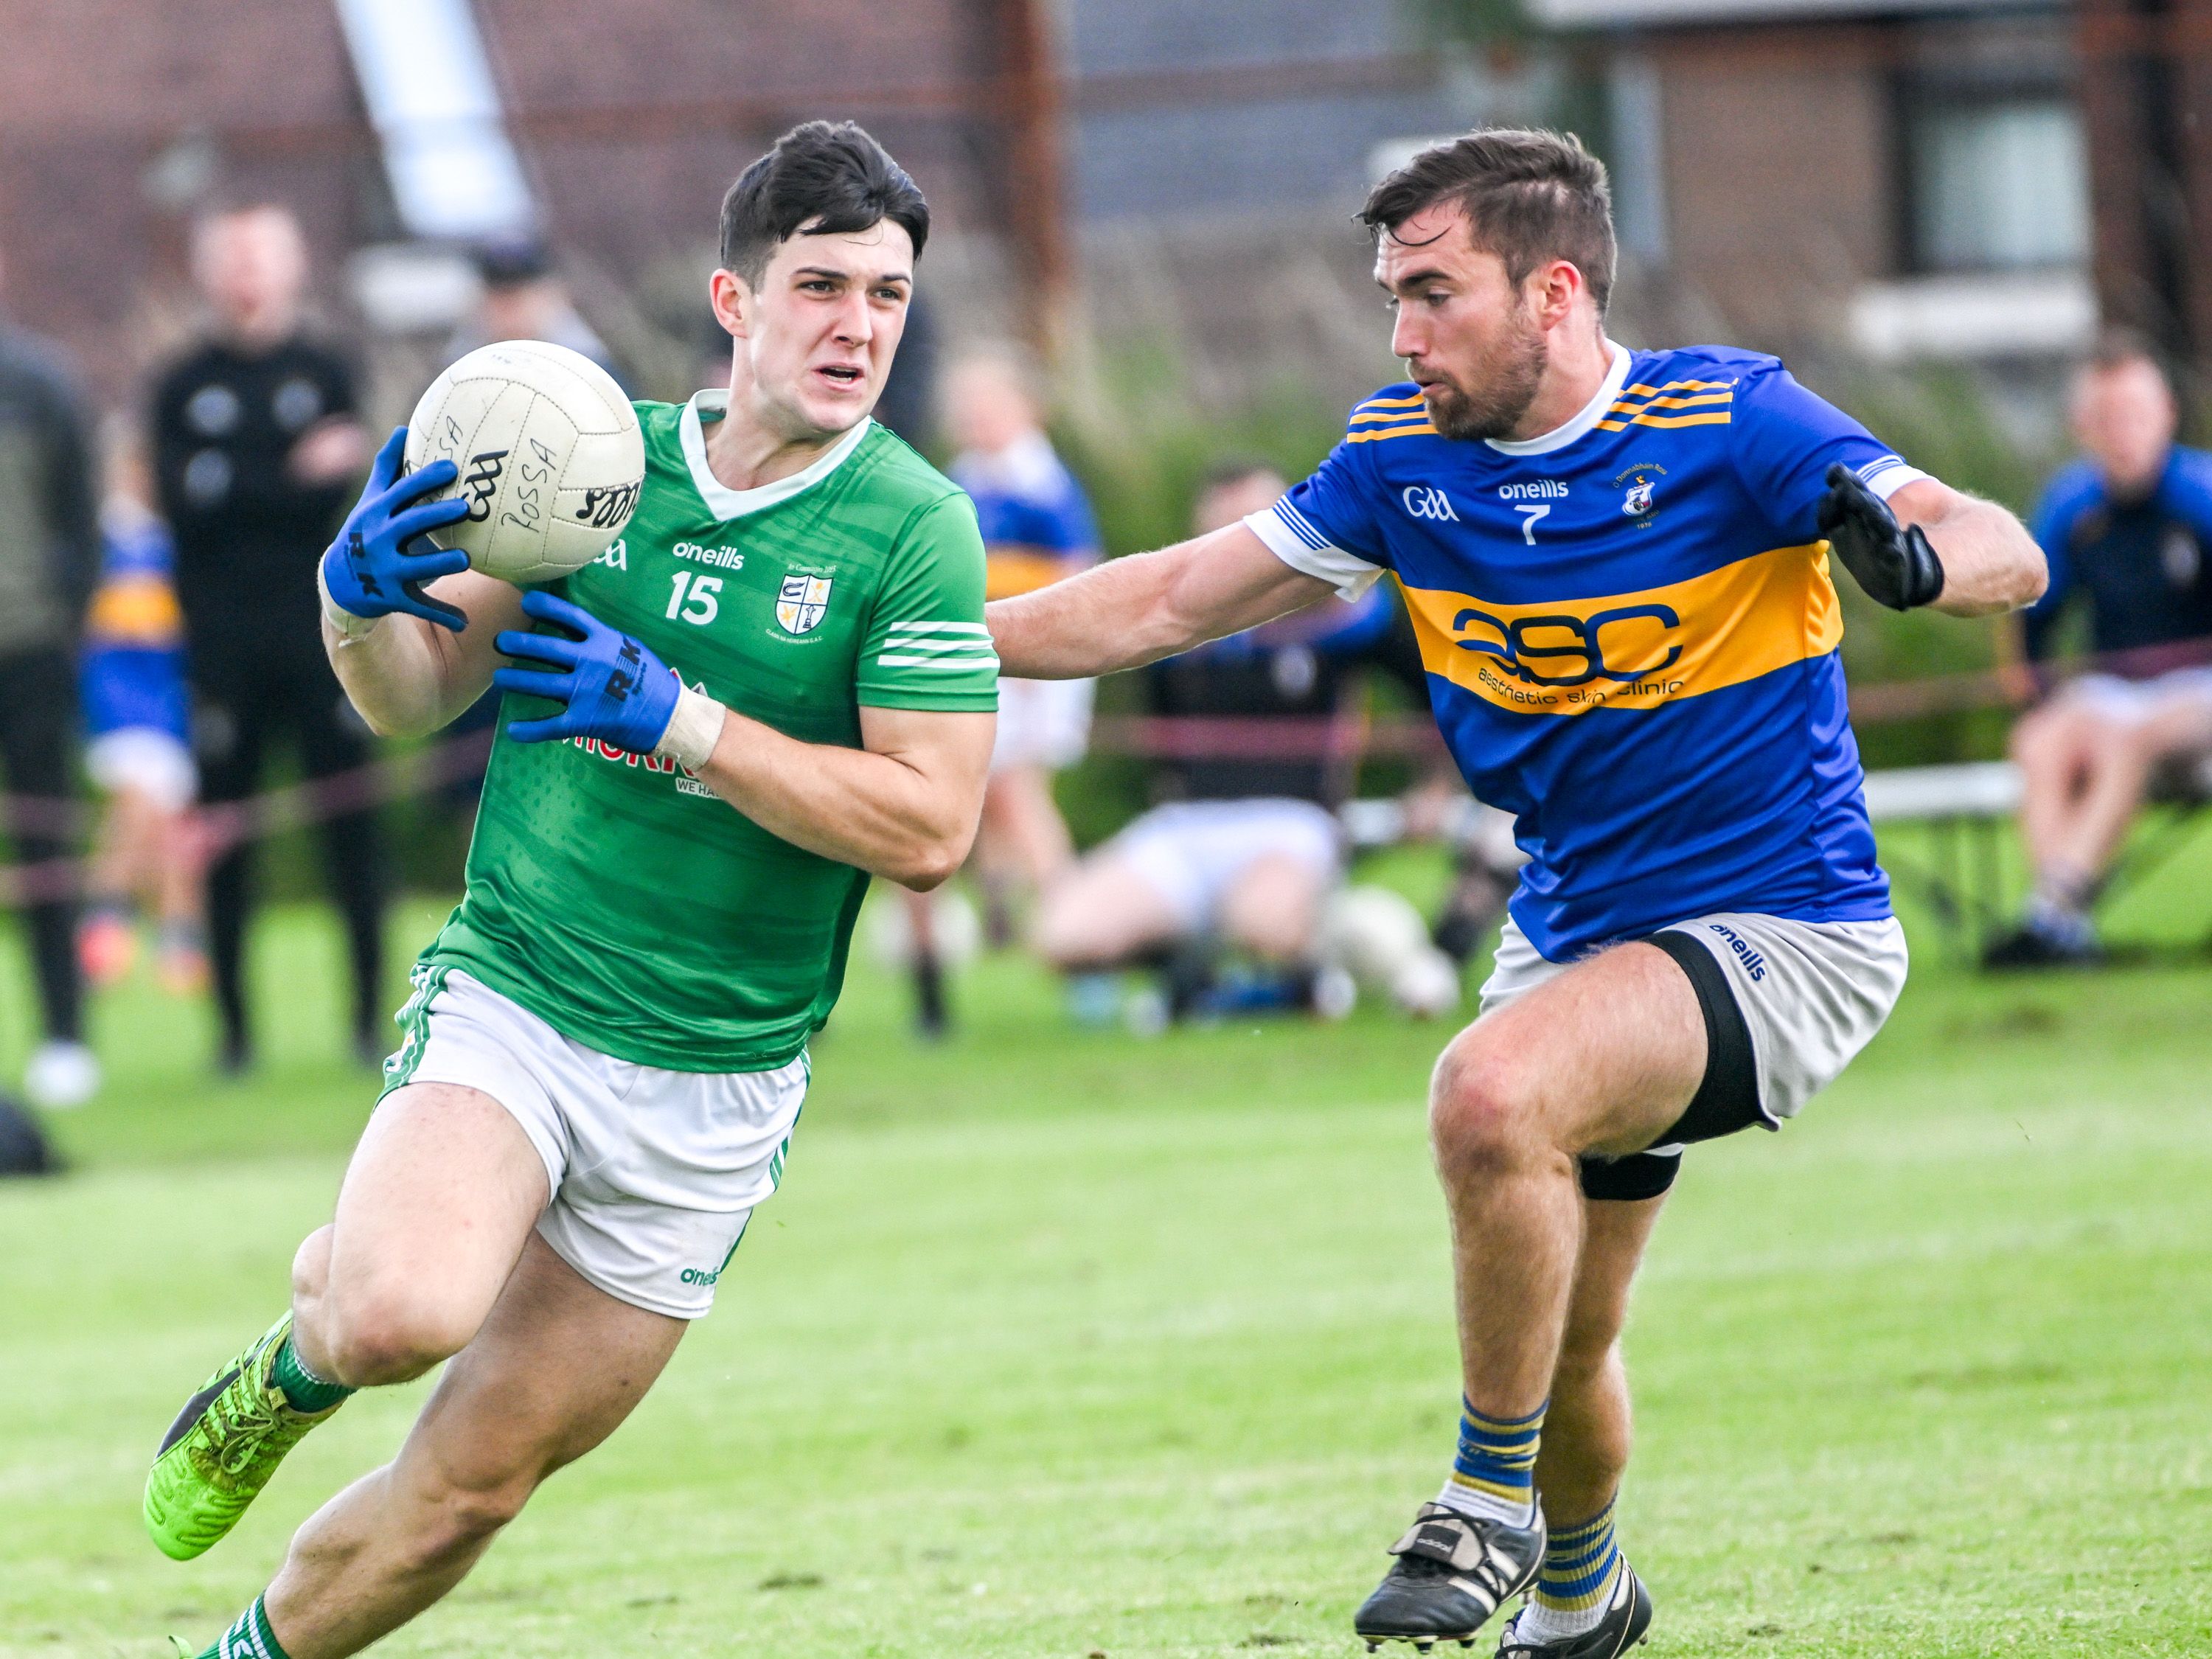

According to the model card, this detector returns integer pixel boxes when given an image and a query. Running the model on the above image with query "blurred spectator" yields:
[900,346,1098,1035]
[885,345,1093,1035]
[1992,330,2212,967]
[0,246,100,1107]
[77,422,206,998]
[150,204,380,1071]
[1032,462,1435,1022]
[448,236,622,385]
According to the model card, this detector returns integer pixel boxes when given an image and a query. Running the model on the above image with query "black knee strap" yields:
[1576,929,1764,1203]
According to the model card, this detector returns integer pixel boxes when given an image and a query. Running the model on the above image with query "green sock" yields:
[198,1593,290,1659]
[271,1335,352,1414]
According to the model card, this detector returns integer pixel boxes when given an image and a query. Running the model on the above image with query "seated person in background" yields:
[900,347,1099,1034]
[1992,330,2212,965]
[1034,460,1435,1020]
[77,428,207,995]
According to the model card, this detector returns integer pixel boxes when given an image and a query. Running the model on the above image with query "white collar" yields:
[679,389,874,519]
[1484,340,1631,458]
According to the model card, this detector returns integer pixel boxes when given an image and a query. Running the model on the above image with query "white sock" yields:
[1431,1475,1537,1527]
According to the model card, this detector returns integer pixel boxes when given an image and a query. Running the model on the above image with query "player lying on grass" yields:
[987,128,2045,1658]
[143,121,998,1659]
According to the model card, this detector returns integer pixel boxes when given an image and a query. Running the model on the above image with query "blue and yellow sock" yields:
[1520,1500,1625,1641]
[195,1594,290,1659]
[1433,1395,1545,1524]
[271,1336,352,1415]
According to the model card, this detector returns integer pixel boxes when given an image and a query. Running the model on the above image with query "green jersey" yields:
[419,393,998,1071]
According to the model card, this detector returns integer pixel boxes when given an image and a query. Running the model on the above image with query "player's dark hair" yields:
[719,121,930,288]
[1359,128,1617,316]
[2085,326,2174,390]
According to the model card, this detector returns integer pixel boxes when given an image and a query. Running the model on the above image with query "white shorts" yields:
[991,675,1095,771]
[86,727,197,813]
[2062,667,2212,728]
[379,967,809,1320]
[1110,798,1343,933]
[1484,909,1907,1178]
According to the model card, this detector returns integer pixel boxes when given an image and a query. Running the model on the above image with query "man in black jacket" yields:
[0,248,100,1109]
[150,205,375,1071]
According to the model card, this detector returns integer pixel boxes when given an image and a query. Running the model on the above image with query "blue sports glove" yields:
[493,590,682,754]
[320,428,473,630]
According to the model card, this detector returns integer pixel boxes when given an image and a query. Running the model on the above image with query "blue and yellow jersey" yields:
[950,432,1099,602]
[1247,343,1922,959]
[2023,446,2212,664]
[80,507,189,744]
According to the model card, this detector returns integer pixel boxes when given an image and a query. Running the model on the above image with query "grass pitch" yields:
[1,844,2209,1658]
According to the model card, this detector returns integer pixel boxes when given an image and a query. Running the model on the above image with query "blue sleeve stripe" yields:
[1275,499,1332,551]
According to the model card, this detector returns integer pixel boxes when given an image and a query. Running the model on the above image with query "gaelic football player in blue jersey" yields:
[989,130,2047,1657]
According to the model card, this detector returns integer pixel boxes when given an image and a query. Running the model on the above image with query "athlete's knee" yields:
[318,1284,477,1388]
[290,1226,335,1307]
[1429,1029,1550,1172]
[2012,703,2093,771]
[1032,887,1127,971]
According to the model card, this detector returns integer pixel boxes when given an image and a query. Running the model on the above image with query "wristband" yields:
[318,560,383,641]
[653,682,727,772]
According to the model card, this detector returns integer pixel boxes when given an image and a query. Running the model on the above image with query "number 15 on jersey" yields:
[667,571,721,625]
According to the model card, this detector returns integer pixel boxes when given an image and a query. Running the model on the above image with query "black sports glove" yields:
[1816,462,1945,611]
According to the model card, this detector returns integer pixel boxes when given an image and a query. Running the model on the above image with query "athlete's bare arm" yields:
[322,570,526,739]
[687,704,994,891]
[987,522,1335,680]
[1890,478,2048,616]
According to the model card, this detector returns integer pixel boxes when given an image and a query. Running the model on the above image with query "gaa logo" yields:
[461,449,508,521]
[1402,485,1459,523]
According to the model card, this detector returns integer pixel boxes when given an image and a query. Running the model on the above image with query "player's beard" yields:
[1422,307,1549,442]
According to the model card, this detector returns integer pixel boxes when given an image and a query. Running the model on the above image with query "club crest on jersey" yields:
[776,574,834,635]
[1613,462,1666,529]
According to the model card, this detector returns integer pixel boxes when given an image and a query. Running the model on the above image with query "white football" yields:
[404,340,644,583]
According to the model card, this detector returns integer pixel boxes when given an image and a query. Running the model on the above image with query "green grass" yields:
[1,839,2209,1657]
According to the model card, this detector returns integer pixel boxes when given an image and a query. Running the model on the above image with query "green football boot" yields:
[143,1313,343,1561]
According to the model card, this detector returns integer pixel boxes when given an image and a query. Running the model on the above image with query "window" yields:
[1907,96,2090,274]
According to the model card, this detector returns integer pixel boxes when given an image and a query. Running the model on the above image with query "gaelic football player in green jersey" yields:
[145,122,998,1659]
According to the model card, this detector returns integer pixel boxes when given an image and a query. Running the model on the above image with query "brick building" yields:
[0,0,1055,406]
[1535,0,2124,375]
[0,0,1470,416]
